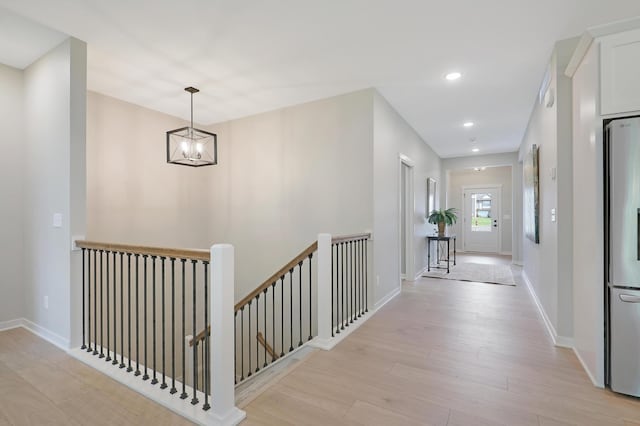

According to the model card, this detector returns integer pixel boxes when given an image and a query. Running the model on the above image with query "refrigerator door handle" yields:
[619,294,640,303]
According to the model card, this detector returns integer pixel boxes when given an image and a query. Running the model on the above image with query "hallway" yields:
[241,258,640,425]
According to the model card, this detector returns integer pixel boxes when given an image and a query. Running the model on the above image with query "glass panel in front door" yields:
[471,193,492,232]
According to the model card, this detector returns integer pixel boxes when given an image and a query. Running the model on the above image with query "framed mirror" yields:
[427,177,438,215]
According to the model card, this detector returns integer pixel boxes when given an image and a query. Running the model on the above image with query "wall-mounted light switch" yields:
[53,213,62,228]
[551,208,556,223]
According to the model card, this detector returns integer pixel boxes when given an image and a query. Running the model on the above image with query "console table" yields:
[426,234,456,273]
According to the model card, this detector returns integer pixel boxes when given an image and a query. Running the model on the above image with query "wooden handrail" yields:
[234,241,318,311]
[75,240,210,262]
[190,325,210,347]
[256,332,278,361]
[331,233,371,244]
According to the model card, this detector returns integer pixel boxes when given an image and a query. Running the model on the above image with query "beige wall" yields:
[373,92,442,301]
[447,166,513,254]
[87,89,374,299]
[22,38,87,346]
[519,37,577,342]
[0,63,24,324]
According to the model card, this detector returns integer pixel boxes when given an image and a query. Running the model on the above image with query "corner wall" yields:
[0,63,25,325]
[519,37,577,345]
[373,92,442,302]
[22,38,87,347]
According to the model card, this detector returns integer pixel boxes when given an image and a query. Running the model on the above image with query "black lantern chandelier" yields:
[166,87,217,167]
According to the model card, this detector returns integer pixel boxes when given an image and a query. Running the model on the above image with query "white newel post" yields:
[210,244,246,425]
[314,233,333,349]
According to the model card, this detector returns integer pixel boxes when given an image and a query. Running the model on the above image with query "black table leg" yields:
[454,238,456,265]
[447,239,450,273]
[427,240,431,272]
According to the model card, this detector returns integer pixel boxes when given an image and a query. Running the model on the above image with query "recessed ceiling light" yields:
[472,148,480,153]
[463,122,474,128]
[445,72,462,81]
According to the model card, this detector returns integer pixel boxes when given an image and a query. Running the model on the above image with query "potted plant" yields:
[427,208,458,237]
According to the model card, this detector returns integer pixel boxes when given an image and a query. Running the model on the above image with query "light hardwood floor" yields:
[0,327,193,425]
[241,254,640,425]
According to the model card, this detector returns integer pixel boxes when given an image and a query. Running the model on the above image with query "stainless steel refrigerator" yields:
[606,116,640,396]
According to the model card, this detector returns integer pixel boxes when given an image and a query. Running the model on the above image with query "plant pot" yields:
[437,222,446,237]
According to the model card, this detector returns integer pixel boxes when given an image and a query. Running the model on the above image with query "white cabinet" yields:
[601,28,640,115]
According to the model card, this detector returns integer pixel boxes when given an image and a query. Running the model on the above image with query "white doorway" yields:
[462,186,501,253]
[399,155,414,279]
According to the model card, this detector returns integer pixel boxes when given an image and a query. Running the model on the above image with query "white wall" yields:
[441,152,521,262]
[373,92,442,301]
[23,38,86,347]
[88,90,374,299]
[571,41,604,387]
[519,38,577,344]
[447,165,513,254]
[0,63,24,324]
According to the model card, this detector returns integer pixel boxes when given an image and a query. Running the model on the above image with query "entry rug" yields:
[422,262,516,286]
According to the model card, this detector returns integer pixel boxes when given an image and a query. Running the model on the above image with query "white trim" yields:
[69,348,243,426]
[565,32,594,78]
[398,154,415,280]
[0,318,23,332]
[572,347,603,388]
[499,251,512,256]
[512,260,524,267]
[21,318,70,351]
[414,265,428,281]
[521,271,573,349]
[311,285,401,351]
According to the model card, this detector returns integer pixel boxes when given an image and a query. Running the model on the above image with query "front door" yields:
[463,187,500,253]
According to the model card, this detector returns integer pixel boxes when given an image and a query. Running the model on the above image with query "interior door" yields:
[463,188,500,253]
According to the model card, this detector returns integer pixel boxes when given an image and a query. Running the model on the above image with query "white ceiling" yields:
[2,1,640,158]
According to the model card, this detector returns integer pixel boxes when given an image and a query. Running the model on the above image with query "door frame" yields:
[461,184,502,253]
[399,154,415,281]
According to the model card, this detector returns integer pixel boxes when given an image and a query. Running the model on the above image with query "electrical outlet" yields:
[44,296,49,310]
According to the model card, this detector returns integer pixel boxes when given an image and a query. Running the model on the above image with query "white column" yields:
[210,244,246,425]
[313,233,333,350]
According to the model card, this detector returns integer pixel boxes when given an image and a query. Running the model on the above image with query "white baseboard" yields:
[0,318,23,332]
[500,251,512,256]
[311,285,401,352]
[512,260,524,266]
[572,346,602,388]
[0,318,70,351]
[69,347,245,426]
[521,271,573,349]
[414,265,428,281]
[374,286,402,311]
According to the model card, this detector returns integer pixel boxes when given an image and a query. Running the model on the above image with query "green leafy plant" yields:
[427,208,458,235]
[427,208,458,225]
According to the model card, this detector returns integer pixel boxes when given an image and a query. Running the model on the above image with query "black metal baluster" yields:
[271,282,275,362]
[112,251,118,364]
[120,253,126,369]
[336,244,341,334]
[170,258,177,394]
[351,241,356,323]
[358,240,362,317]
[263,288,267,367]
[180,259,187,399]
[298,262,303,347]
[87,249,92,352]
[99,250,105,358]
[127,253,132,372]
[341,243,345,331]
[365,240,368,312]
[308,253,313,341]
[94,250,98,356]
[240,306,245,381]
[143,255,149,380]
[255,294,260,373]
[203,261,210,410]
[151,256,158,385]
[248,300,252,377]
[289,269,294,352]
[161,257,167,389]
[331,245,335,337]
[191,260,198,405]
[135,254,141,376]
[106,251,111,362]
[280,276,284,357]
[81,248,86,350]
